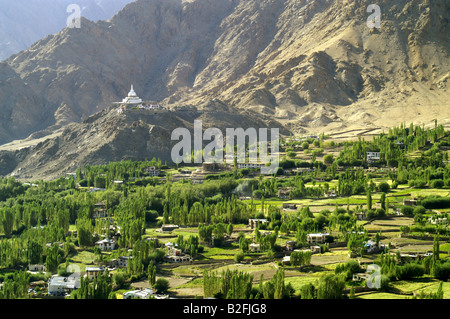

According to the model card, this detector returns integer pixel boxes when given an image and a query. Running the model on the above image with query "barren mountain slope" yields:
[0,0,135,61]
[1,102,287,179]
[2,0,448,145]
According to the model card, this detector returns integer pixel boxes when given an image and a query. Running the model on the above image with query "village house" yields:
[249,243,261,252]
[164,242,177,250]
[310,245,322,254]
[324,190,337,198]
[159,224,180,232]
[366,151,380,163]
[123,288,156,299]
[165,254,192,263]
[282,203,297,210]
[307,233,330,244]
[28,264,46,272]
[281,241,296,252]
[164,245,191,263]
[85,267,105,280]
[202,162,220,171]
[399,252,432,263]
[145,166,161,177]
[403,198,418,207]
[119,256,133,268]
[427,216,447,225]
[93,201,107,219]
[364,240,385,254]
[278,188,292,199]
[48,275,80,296]
[356,211,367,221]
[248,219,269,229]
[95,238,116,251]
[352,272,371,282]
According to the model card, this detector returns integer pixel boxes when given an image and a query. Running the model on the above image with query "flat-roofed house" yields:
[85,267,105,280]
[123,288,156,299]
[160,224,179,232]
[248,219,269,229]
[307,233,329,244]
[95,238,115,251]
[367,152,380,163]
[48,275,80,296]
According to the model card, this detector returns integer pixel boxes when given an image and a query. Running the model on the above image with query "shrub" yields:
[375,208,386,218]
[378,182,390,193]
[113,272,126,288]
[414,179,427,188]
[154,278,170,294]
[324,154,334,164]
[234,252,245,263]
[400,205,414,216]
[379,275,390,291]
[287,151,297,159]
[430,179,444,189]
[433,261,450,281]
[413,205,426,216]
[301,142,309,150]
[421,196,450,209]
[395,263,425,280]
[445,179,450,187]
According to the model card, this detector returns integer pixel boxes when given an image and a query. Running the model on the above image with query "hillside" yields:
[0,0,448,177]
[0,0,135,61]
[0,102,287,179]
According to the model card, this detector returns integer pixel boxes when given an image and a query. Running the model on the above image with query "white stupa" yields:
[122,85,143,104]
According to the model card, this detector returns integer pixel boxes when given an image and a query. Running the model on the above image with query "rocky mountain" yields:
[0,101,287,179]
[0,0,448,178]
[0,0,136,61]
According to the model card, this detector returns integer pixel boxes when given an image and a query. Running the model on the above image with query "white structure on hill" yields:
[122,85,143,104]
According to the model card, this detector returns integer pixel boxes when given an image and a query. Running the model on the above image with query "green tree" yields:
[155,278,170,294]
[45,244,62,274]
[366,189,372,211]
[300,283,315,299]
[316,274,345,299]
[0,208,14,237]
[27,240,43,265]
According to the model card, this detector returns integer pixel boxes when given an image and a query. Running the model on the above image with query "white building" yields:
[123,288,156,299]
[95,238,115,251]
[307,233,329,244]
[249,243,261,252]
[122,85,143,104]
[48,275,80,296]
[366,152,380,163]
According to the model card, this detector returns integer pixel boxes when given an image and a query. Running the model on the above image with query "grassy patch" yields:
[357,292,409,299]
[175,278,204,289]
[284,276,319,293]
[69,250,96,266]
